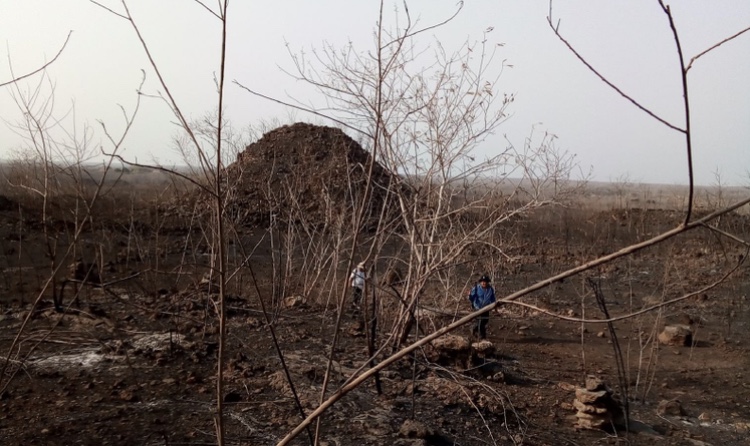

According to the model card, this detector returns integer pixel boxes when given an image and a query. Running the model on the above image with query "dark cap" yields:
[479,275,491,283]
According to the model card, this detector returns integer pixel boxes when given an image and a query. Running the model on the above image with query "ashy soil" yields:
[1,199,749,446]
[1,123,749,446]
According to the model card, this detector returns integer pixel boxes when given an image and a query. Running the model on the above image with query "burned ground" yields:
[0,136,749,445]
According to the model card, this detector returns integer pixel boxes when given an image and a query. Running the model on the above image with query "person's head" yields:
[479,275,491,288]
[357,262,366,271]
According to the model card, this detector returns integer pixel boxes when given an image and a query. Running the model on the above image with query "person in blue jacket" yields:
[467,274,496,339]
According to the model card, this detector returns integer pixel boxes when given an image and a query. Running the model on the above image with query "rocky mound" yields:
[225,122,399,228]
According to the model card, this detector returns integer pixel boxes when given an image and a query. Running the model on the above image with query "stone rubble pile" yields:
[223,122,399,228]
[573,376,624,430]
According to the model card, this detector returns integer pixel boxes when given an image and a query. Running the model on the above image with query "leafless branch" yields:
[1,31,73,88]
[382,1,464,49]
[657,0,694,224]
[546,3,684,133]
[701,223,750,248]
[686,25,750,72]
[101,151,214,196]
[89,1,128,19]
[191,0,222,20]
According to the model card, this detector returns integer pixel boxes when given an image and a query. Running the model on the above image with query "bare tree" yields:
[0,72,140,397]
[273,2,750,443]
[236,2,586,442]
[0,32,72,89]
[91,0,232,443]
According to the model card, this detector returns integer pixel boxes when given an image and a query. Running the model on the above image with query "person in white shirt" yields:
[349,262,366,311]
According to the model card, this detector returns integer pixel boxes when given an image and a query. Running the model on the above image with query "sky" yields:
[1,0,749,186]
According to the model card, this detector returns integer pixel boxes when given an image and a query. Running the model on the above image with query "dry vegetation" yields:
[1,148,749,446]
[2,1,749,445]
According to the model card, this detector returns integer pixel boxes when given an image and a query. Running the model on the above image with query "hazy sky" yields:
[1,0,749,186]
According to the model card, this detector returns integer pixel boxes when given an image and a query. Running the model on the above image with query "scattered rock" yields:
[346,321,365,337]
[684,439,713,446]
[118,389,138,402]
[558,382,576,392]
[268,371,292,397]
[283,295,306,309]
[132,332,190,353]
[398,419,434,439]
[471,340,495,355]
[422,375,466,406]
[432,334,470,352]
[658,324,693,346]
[246,317,262,329]
[656,399,684,416]
[426,334,471,367]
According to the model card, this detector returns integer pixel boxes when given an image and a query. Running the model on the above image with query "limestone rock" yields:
[658,324,693,346]
[283,295,306,309]
[684,439,713,446]
[431,334,470,352]
[426,335,471,367]
[573,398,608,414]
[398,419,434,439]
[491,371,505,383]
[558,382,577,392]
[575,388,608,404]
[575,411,610,430]
[572,378,624,430]
[585,375,606,391]
[657,399,685,416]
[471,340,495,355]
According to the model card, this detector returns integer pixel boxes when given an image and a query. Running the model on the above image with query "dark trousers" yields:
[351,287,363,309]
[472,313,489,339]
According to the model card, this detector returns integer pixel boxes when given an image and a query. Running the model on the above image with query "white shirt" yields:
[350,268,366,289]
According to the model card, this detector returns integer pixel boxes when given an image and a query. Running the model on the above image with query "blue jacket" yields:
[469,284,496,310]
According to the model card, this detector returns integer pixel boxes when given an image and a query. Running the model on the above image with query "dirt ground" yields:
[1,186,749,446]
[1,123,750,446]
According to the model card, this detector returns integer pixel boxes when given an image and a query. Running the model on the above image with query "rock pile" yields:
[225,122,399,228]
[573,376,624,430]
[658,324,693,346]
[426,334,471,368]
